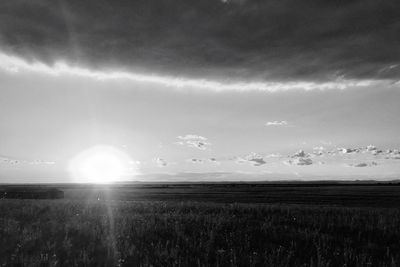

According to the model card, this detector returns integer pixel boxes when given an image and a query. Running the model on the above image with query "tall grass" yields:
[0,200,399,266]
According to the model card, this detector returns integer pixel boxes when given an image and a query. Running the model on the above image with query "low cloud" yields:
[153,158,168,167]
[312,146,325,155]
[187,158,205,164]
[236,152,266,166]
[0,154,55,166]
[29,160,56,165]
[278,144,400,167]
[291,150,309,158]
[177,135,207,141]
[340,148,360,154]
[284,149,314,165]
[285,158,313,166]
[386,149,400,159]
[176,134,211,150]
[208,158,221,165]
[336,145,389,156]
[265,153,282,158]
[349,162,378,168]
[186,157,221,165]
[0,156,20,165]
[265,121,288,126]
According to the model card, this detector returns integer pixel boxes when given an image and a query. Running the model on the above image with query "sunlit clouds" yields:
[0,52,388,93]
[1,1,400,183]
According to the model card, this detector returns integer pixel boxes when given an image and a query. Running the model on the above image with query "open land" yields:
[1,182,400,266]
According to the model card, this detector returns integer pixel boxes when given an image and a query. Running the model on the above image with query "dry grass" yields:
[0,200,399,266]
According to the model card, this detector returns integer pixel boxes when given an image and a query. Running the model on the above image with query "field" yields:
[1,183,400,266]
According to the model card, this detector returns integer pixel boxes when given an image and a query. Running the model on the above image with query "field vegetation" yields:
[1,198,400,266]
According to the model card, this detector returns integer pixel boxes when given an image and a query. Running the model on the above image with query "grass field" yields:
[1,183,400,266]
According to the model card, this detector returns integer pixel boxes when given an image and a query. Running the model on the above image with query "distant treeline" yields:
[0,188,63,199]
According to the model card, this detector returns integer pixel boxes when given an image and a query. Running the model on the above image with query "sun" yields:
[69,145,137,183]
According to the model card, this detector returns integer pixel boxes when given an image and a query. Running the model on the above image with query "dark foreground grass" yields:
[0,200,400,267]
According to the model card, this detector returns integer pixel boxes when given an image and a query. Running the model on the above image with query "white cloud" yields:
[0,157,20,165]
[285,157,313,166]
[153,158,168,167]
[265,153,282,158]
[185,157,221,165]
[291,150,308,158]
[265,120,288,126]
[284,149,314,165]
[312,146,325,155]
[29,160,56,165]
[186,140,210,150]
[177,135,207,141]
[236,152,266,166]
[280,145,400,168]
[208,158,221,165]
[385,149,400,159]
[0,154,55,166]
[0,52,385,93]
[340,148,359,154]
[176,134,211,150]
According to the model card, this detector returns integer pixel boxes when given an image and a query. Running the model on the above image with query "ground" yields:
[1,182,400,266]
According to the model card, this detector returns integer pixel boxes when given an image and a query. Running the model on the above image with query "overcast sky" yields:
[0,0,400,182]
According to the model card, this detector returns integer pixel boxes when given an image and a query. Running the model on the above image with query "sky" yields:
[0,0,400,182]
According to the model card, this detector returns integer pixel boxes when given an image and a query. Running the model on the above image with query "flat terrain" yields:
[1,182,400,266]
[3,182,400,207]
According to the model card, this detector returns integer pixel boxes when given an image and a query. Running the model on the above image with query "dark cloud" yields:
[349,162,378,167]
[1,0,399,81]
[187,158,204,164]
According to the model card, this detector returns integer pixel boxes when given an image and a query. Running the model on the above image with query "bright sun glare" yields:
[69,145,137,183]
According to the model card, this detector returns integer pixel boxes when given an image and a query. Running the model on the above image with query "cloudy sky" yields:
[1,0,400,182]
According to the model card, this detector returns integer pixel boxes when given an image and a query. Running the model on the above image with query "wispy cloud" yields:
[186,158,221,165]
[177,135,207,141]
[265,120,289,126]
[348,162,378,168]
[0,156,20,165]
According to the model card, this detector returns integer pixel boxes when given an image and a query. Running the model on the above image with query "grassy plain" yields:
[1,183,400,266]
